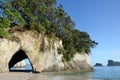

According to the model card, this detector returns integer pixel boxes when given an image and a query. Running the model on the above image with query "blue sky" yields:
[57,0,120,65]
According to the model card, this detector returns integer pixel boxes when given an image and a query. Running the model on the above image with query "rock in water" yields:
[14,60,26,68]
[94,63,103,66]
[107,60,120,66]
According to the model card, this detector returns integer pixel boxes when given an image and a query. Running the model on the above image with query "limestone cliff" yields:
[0,30,92,72]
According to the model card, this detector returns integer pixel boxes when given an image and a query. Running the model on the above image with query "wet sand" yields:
[0,72,99,80]
[0,72,48,80]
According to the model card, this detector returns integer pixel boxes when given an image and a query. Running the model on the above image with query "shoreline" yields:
[0,71,91,80]
[0,72,45,80]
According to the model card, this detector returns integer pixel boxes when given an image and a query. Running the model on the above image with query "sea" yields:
[42,66,120,80]
[11,66,120,80]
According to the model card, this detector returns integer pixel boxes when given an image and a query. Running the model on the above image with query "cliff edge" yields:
[0,30,92,72]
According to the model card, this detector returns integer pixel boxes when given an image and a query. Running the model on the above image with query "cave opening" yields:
[9,50,33,72]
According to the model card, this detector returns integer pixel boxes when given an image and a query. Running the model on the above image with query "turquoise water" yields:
[42,66,120,80]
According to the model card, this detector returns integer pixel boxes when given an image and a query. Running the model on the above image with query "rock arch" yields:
[8,50,33,72]
[0,31,92,73]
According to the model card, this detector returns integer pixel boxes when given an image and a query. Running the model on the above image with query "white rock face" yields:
[67,53,92,71]
[0,31,92,72]
[0,39,20,72]
[14,60,26,68]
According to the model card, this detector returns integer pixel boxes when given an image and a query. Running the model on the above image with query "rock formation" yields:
[0,30,92,72]
[107,60,120,66]
[14,60,26,68]
[94,63,103,66]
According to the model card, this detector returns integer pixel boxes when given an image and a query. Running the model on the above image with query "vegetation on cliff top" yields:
[0,0,98,61]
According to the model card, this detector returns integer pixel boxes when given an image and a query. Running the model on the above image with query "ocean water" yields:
[42,66,120,80]
[92,66,120,80]
[10,65,32,71]
[10,66,120,80]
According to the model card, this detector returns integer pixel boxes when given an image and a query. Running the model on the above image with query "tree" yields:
[5,0,98,61]
[0,0,25,38]
[11,0,53,33]
[0,17,10,38]
[0,1,10,38]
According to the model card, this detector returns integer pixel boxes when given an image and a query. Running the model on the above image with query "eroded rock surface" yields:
[0,31,92,72]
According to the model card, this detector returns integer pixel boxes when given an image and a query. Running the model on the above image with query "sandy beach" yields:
[0,72,49,80]
[0,72,88,80]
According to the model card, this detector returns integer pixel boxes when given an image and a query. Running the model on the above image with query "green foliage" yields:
[0,17,10,38]
[57,47,65,54]
[3,2,25,27]
[0,17,10,28]
[63,45,76,61]
[2,0,98,61]
[11,0,50,33]
[0,28,10,38]
[0,1,25,38]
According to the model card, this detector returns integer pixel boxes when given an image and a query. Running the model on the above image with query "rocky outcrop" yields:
[107,60,120,66]
[65,53,92,71]
[0,30,92,72]
[94,63,103,66]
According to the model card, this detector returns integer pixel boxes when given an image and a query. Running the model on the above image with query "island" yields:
[94,63,103,66]
[107,60,120,66]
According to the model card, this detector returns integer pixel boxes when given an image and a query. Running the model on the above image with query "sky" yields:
[57,0,120,66]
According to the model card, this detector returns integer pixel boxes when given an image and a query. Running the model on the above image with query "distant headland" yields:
[94,63,103,66]
[94,60,120,66]
[107,60,120,66]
